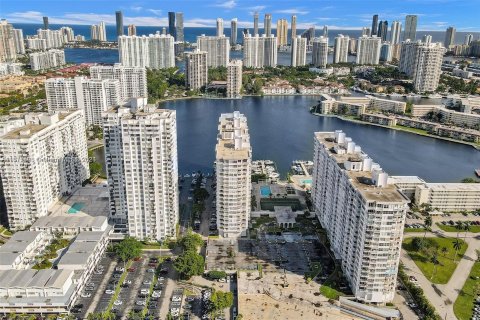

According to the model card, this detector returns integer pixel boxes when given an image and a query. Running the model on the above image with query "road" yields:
[402,226,480,320]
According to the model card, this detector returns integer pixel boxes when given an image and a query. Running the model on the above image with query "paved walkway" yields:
[402,227,480,320]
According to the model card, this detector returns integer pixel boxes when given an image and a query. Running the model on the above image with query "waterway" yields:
[93,96,480,183]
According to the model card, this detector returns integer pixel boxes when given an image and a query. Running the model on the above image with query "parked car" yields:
[105,289,115,294]
[81,292,91,298]
[113,300,123,306]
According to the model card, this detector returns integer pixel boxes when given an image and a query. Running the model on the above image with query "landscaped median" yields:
[403,237,467,284]
[436,223,480,233]
[453,261,480,320]
[106,260,132,311]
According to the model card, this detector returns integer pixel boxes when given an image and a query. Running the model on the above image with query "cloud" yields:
[274,9,309,15]
[7,11,43,21]
[246,5,266,12]
[130,6,143,12]
[213,0,237,9]
[147,9,162,16]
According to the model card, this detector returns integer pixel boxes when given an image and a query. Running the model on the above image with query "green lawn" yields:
[403,237,468,284]
[454,261,480,320]
[436,223,480,233]
[394,125,430,135]
[320,284,343,299]
[404,227,427,233]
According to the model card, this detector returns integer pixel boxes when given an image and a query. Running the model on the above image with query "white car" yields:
[113,300,123,306]
[136,300,146,306]
[81,292,91,298]
[172,296,182,302]
[142,280,151,285]
[105,290,115,295]
[152,291,162,298]
[115,267,125,272]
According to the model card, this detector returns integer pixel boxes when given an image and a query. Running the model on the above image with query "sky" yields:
[1,0,480,31]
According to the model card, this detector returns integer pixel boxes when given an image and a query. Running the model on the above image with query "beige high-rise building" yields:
[0,110,90,230]
[291,35,307,67]
[312,130,409,303]
[216,18,224,37]
[90,63,147,100]
[291,15,297,41]
[333,34,349,63]
[243,34,277,68]
[312,36,329,68]
[118,34,175,69]
[276,19,288,46]
[196,35,230,67]
[185,49,208,90]
[227,60,242,98]
[356,35,382,65]
[127,24,136,36]
[215,111,252,238]
[0,20,17,63]
[13,29,25,54]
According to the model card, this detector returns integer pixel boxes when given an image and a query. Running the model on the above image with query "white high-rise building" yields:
[291,35,307,67]
[333,34,349,63]
[227,59,242,98]
[0,20,17,62]
[185,49,208,90]
[422,35,432,44]
[444,26,456,49]
[27,38,47,50]
[312,130,409,303]
[98,22,107,42]
[102,105,178,240]
[390,21,402,45]
[243,34,277,68]
[216,18,224,37]
[215,111,251,238]
[230,18,238,45]
[45,76,121,125]
[0,110,90,230]
[197,35,230,67]
[12,29,25,54]
[312,36,329,68]
[90,63,147,100]
[118,34,175,69]
[29,49,65,71]
[399,40,444,92]
[404,15,418,41]
[464,34,474,46]
[60,27,75,42]
[380,42,392,62]
[356,35,382,65]
[37,29,64,48]
[91,25,99,41]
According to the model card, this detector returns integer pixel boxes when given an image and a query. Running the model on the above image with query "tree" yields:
[461,177,479,183]
[114,236,142,265]
[441,246,448,257]
[473,282,480,297]
[412,237,426,251]
[463,222,471,241]
[455,221,463,241]
[209,290,234,315]
[453,239,463,263]
[89,162,103,176]
[430,253,439,281]
[173,250,205,279]
[178,231,204,252]
[207,270,227,280]
[424,216,432,239]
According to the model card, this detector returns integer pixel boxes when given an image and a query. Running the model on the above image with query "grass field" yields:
[453,261,480,320]
[404,227,427,233]
[403,237,468,284]
[436,223,480,233]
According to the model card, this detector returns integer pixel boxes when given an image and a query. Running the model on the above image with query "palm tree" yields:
[441,246,448,256]
[424,216,432,239]
[455,221,463,240]
[463,222,471,241]
[453,239,463,263]
[430,252,439,281]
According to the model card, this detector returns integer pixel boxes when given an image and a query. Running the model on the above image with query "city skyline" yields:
[3,0,480,31]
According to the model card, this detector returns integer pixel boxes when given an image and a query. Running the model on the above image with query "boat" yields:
[475,169,480,177]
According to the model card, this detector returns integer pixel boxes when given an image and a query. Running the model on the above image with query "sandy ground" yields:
[237,271,360,320]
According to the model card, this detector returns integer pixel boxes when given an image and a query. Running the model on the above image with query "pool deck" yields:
[252,181,307,211]
[48,184,110,218]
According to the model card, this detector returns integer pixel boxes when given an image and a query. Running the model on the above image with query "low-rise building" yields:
[0,231,49,270]
[415,183,480,212]
[262,81,296,95]
[452,68,473,79]
[410,104,438,117]
[388,176,426,200]
[361,113,397,126]
[435,126,480,143]
[367,96,406,114]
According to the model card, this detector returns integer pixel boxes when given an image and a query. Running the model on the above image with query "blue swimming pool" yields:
[260,186,272,196]
[67,202,85,214]
[302,179,312,185]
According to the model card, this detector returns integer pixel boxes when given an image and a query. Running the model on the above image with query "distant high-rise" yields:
[168,12,176,39]
[12,29,25,54]
[91,22,107,42]
[103,105,178,240]
[230,18,238,45]
[444,26,456,48]
[128,24,136,36]
[380,42,392,62]
[264,14,272,37]
[422,34,432,44]
[29,49,65,71]
[371,15,379,36]
[390,21,402,45]
[175,13,184,42]
[43,16,49,30]
[115,11,124,37]
[291,15,297,41]
[162,27,167,35]
[276,19,288,46]
[312,36,329,68]
[60,26,75,42]
[185,49,208,90]
[0,110,89,230]
[243,28,249,37]
[465,34,474,45]
[215,111,252,238]
[243,34,278,68]
[253,12,259,36]
[349,38,358,54]
[323,25,328,37]
[0,20,17,62]
[362,27,371,37]
[301,27,315,45]
[291,35,307,67]
[404,15,418,41]
[216,18,224,37]
[399,40,444,92]
[377,21,388,42]
[197,35,230,67]
[356,35,382,65]
[37,28,64,48]
[118,34,175,69]
[333,34,349,63]
[227,60,242,98]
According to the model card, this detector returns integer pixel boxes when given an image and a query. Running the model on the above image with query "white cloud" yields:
[213,0,237,9]
[246,5,266,12]
[274,9,309,15]
[130,6,143,12]
[147,9,162,16]
[7,11,43,21]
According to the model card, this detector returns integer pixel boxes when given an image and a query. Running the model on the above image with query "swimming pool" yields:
[302,179,312,185]
[67,202,85,214]
[260,185,272,197]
